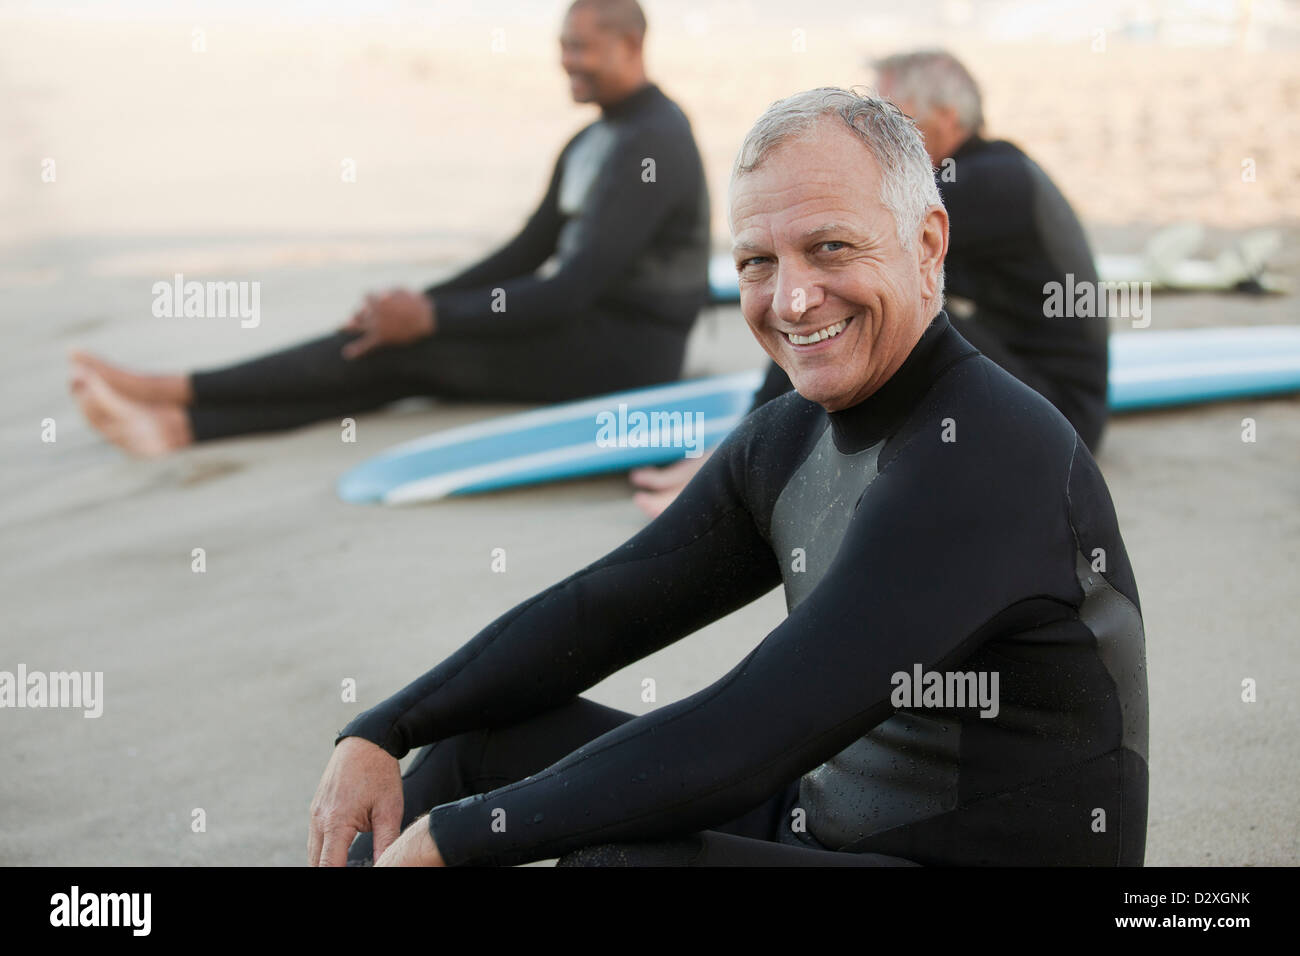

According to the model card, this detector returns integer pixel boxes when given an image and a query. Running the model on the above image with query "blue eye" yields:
[821,241,845,252]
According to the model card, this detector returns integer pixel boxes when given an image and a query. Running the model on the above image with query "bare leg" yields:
[71,369,193,456]
[70,351,194,405]
[628,452,712,518]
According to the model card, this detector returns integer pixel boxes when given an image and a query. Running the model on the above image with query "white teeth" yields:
[785,319,848,346]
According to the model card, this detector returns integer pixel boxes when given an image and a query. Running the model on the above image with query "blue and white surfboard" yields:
[337,326,1300,504]
[1109,326,1300,410]
[337,371,762,504]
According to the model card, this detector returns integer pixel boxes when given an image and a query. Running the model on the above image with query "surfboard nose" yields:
[336,464,388,504]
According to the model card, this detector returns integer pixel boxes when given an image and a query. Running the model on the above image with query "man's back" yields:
[940,136,1109,447]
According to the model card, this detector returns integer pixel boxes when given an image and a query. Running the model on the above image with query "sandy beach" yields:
[1,0,1297,866]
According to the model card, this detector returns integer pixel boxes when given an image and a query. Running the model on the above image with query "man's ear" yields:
[917,205,949,301]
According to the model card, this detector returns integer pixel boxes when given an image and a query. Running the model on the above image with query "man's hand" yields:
[375,815,446,867]
[340,288,437,360]
[628,451,712,518]
[307,736,404,866]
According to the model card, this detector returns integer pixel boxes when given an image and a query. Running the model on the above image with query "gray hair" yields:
[730,88,944,304]
[873,50,984,134]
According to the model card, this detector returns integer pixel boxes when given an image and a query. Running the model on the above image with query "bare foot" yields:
[71,369,192,457]
[69,350,192,405]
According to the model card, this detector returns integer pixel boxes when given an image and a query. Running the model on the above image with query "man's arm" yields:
[338,143,573,363]
[336,418,782,760]
[427,122,699,336]
[422,148,568,298]
[419,382,1082,866]
[313,407,788,866]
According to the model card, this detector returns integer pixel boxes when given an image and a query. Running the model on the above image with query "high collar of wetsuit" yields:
[600,81,658,119]
[825,310,966,454]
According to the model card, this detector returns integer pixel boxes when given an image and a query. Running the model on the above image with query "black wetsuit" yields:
[751,136,1109,452]
[186,83,710,441]
[340,311,1148,867]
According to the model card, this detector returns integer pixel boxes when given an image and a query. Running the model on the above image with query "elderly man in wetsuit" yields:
[631,49,1108,517]
[308,88,1148,868]
[69,0,710,456]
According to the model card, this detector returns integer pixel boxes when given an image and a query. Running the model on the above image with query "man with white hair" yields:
[631,49,1109,517]
[309,88,1148,868]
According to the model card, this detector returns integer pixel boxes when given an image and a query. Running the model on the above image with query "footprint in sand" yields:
[177,459,246,487]
[60,317,109,337]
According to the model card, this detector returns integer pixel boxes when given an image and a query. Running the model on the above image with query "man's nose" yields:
[771,261,824,324]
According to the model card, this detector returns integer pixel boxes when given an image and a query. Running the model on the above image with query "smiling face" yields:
[729,118,948,412]
[559,6,640,106]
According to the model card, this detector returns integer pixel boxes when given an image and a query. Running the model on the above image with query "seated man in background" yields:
[631,49,1108,517]
[308,88,1147,869]
[71,0,710,456]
